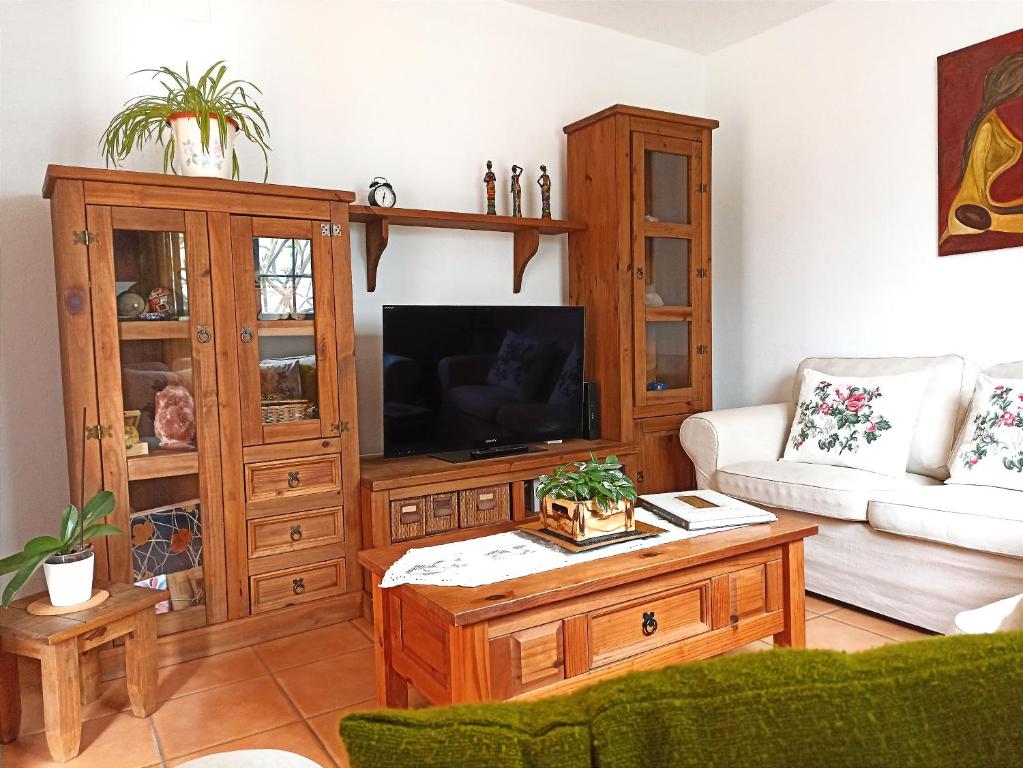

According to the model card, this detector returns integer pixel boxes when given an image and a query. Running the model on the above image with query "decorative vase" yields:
[540,496,635,543]
[167,113,237,179]
[42,547,95,607]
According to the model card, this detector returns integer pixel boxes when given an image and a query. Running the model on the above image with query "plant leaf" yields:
[2,553,47,608]
[80,524,123,542]
[82,491,115,527]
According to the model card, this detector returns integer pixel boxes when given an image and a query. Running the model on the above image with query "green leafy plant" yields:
[535,454,638,512]
[0,491,121,608]
[100,61,271,181]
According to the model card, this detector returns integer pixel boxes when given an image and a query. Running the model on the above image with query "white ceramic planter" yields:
[43,549,95,607]
[168,112,238,179]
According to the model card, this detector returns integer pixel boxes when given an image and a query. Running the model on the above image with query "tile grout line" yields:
[150,715,169,768]
[823,612,917,644]
[255,645,342,768]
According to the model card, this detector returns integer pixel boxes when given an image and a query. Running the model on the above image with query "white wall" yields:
[707,1,1023,410]
[0,0,706,557]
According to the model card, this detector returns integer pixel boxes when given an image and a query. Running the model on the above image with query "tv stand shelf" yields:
[347,205,586,293]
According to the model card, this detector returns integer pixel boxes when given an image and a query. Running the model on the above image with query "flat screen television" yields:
[382,305,585,459]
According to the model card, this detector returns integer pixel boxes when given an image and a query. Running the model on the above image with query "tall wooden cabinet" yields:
[565,106,717,494]
[44,167,363,651]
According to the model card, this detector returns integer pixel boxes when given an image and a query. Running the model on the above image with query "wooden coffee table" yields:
[359,514,817,706]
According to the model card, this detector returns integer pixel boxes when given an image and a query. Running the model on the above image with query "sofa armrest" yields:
[680,403,795,488]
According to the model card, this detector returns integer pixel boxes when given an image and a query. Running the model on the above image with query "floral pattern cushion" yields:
[782,368,928,476]
[947,375,1023,491]
[259,357,302,402]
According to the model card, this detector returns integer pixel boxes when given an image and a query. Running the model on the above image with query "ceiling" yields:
[509,1,827,55]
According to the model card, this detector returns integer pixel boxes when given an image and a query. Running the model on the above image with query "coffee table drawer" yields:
[245,454,342,504]
[589,581,710,667]
[250,559,346,614]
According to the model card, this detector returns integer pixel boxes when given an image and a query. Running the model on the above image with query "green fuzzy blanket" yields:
[340,632,1023,768]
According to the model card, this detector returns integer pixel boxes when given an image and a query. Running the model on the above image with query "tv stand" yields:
[430,444,544,464]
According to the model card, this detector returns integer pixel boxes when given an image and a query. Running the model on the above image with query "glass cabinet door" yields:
[232,217,341,445]
[85,205,226,634]
[631,132,708,410]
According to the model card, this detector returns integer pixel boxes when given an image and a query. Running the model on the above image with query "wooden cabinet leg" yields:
[80,649,101,705]
[124,609,157,717]
[774,539,806,648]
[447,623,492,704]
[0,648,21,744]
[372,577,408,708]
[40,641,82,762]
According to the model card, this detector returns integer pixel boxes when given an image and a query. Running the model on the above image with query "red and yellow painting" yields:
[938,29,1023,256]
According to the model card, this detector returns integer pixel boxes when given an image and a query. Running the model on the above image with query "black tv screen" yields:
[382,305,585,457]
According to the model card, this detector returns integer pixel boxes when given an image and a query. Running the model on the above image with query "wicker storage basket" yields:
[261,399,313,425]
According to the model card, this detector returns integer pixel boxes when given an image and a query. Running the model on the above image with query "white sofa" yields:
[680,355,1023,634]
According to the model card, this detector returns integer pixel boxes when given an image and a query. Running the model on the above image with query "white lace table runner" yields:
[380,509,737,589]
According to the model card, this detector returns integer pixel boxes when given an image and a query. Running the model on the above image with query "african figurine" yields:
[483,160,497,215]
[510,165,523,218]
[538,164,551,219]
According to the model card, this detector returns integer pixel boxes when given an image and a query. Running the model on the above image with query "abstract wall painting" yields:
[938,29,1023,256]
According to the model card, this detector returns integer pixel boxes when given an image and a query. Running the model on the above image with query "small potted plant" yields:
[535,455,638,543]
[100,61,271,181]
[0,491,122,608]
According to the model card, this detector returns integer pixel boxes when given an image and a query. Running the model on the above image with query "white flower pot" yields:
[43,549,95,607]
[168,112,238,179]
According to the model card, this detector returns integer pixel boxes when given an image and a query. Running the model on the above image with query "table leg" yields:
[124,608,157,717]
[774,539,807,648]
[80,649,101,705]
[372,577,408,708]
[0,648,21,744]
[40,640,81,762]
[447,623,492,704]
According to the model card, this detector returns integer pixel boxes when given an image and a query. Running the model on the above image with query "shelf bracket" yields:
[512,228,540,294]
[365,217,389,292]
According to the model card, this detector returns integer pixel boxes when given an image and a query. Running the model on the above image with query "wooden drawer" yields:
[588,581,710,667]
[458,485,510,528]
[490,621,565,699]
[391,497,426,542]
[249,559,346,614]
[245,454,342,504]
[426,492,459,534]
[247,507,343,559]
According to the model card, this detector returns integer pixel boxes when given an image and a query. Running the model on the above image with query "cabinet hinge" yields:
[697,183,709,193]
[331,420,350,435]
[321,224,343,237]
[84,424,113,440]
[696,345,708,355]
[696,268,707,278]
[73,230,99,246]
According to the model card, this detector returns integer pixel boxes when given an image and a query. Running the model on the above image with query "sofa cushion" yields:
[946,374,1023,491]
[868,485,1023,557]
[713,460,939,521]
[792,355,974,480]
[985,360,1023,378]
[783,369,928,477]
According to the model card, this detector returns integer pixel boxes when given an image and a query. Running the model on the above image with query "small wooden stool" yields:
[0,582,168,762]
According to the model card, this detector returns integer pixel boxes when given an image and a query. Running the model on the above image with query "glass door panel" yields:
[95,207,217,633]
[644,238,690,308]
[234,217,339,445]
[645,322,692,393]
[645,151,690,225]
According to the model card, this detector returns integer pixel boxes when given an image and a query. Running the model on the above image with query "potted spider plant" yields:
[100,61,271,181]
[535,455,638,543]
[0,491,121,608]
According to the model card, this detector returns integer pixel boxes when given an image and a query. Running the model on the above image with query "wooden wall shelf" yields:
[348,205,586,293]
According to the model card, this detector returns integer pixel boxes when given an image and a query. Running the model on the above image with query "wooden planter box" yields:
[540,496,635,542]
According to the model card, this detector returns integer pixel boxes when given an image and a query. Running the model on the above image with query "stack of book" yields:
[638,489,777,531]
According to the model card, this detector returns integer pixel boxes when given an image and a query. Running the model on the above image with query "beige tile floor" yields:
[1,593,933,767]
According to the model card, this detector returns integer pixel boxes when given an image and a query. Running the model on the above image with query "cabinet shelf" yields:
[348,205,586,293]
[119,320,191,341]
[257,320,315,336]
[644,306,693,322]
[127,448,198,481]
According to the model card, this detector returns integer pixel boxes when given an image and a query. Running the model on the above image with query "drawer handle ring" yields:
[292,578,305,595]
[642,611,658,637]
[196,325,211,344]
[240,326,254,344]
[288,471,301,488]
[290,525,303,542]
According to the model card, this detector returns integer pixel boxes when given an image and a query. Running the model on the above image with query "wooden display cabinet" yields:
[44,166,363,661]
[565,106,717,494]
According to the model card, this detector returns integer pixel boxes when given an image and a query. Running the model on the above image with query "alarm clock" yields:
[368,177,396,208]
